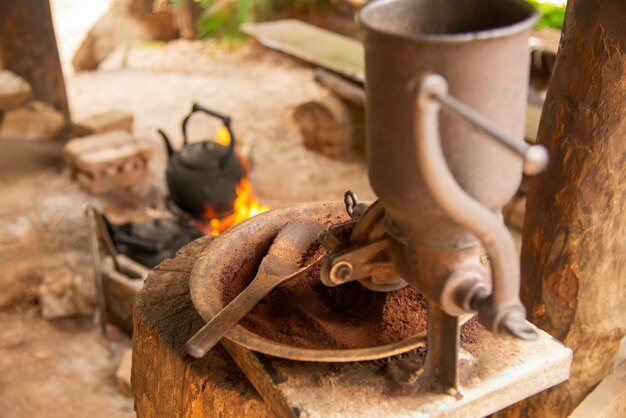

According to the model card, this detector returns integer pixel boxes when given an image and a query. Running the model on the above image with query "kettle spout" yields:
[158,129,175,158]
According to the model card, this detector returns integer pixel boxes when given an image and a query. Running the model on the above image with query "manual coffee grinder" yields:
[319,0,554,390]
[186,0,572,415]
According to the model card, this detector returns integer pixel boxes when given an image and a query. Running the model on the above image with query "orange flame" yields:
[202,177,269,236]
[214,125,231,146]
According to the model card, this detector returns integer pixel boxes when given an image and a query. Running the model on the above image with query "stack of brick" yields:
[0,70,66,141]
[64,110,155,195]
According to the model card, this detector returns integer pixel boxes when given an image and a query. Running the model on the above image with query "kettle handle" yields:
[181,103,237,154]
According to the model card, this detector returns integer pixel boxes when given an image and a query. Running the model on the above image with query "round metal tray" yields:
[190,201,440,362]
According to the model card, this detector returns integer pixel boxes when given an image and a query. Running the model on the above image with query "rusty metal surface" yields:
[357,0,538,390]
[186,219,325,358]
[413,74,542,340]
[361,0,537,248]
[189,202,440,362]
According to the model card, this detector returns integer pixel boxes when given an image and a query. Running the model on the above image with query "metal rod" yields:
[423,301,460,391]
[433,92,548,175]
[434,92,527,155]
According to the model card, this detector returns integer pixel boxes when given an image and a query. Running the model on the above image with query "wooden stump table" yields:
[132,236,272,417]
[132,235,571,418]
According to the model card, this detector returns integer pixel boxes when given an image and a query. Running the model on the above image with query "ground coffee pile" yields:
[221,244,431,349]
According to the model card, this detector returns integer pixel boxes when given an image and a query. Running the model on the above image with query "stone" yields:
[37,266,93,320]
[0,100,65,141]
[74,109,134,136]
[0,71,32,111]
[115,348,133,397]
[72,0,177,71]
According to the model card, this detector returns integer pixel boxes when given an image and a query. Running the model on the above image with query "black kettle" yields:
[158,104,245,219]
[99,213,203,269]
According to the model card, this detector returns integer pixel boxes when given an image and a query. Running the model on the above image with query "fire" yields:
[203,177,269,236]
[214,125,231,146]
[194,126,268,236]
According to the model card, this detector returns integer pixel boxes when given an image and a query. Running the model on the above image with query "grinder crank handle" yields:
[413,74,547,339]
[185,220,325,358]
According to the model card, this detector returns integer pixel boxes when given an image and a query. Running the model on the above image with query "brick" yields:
[74,109,134,136]
[64,130,152,194]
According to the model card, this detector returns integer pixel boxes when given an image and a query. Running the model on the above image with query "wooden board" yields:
[569,361,626,418]
[242,20,365,83]
[133,237,571,418]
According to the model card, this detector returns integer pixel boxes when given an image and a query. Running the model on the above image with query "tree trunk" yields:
[499,0,626,417]
[177,0,200,40]
[0,0,71,128]
[132,236,272,417]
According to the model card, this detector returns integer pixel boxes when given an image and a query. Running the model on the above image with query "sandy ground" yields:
[0,3,373,418]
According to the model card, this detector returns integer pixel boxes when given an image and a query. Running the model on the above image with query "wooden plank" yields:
[568,361,626,418]
[242,20,365,83]
[223,324,571,418]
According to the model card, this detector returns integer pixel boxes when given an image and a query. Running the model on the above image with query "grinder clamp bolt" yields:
[330,260,353,285]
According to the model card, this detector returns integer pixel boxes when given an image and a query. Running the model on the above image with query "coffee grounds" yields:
[221,244,430,350]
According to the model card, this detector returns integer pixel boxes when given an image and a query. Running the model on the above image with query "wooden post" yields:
[499,0,626,417]
[0,0,71,127]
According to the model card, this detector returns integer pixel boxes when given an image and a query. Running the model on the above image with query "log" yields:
[132,236,272,417]
[498,1,626,417]
[0,0,71,129]
[292,95,365,159]
[313,69,366,107]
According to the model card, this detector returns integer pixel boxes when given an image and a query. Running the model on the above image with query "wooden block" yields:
[74,109,134,136]
[64,130,152,194]
[132,237,273,418]
[242,19,365,83]
[134,237,571,418]
[0,100,65,141]
[0,70,32,111]
[102,255,149,335]
[293,95,364,158]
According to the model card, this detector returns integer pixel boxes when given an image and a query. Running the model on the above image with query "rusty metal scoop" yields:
[185,219,325,358]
